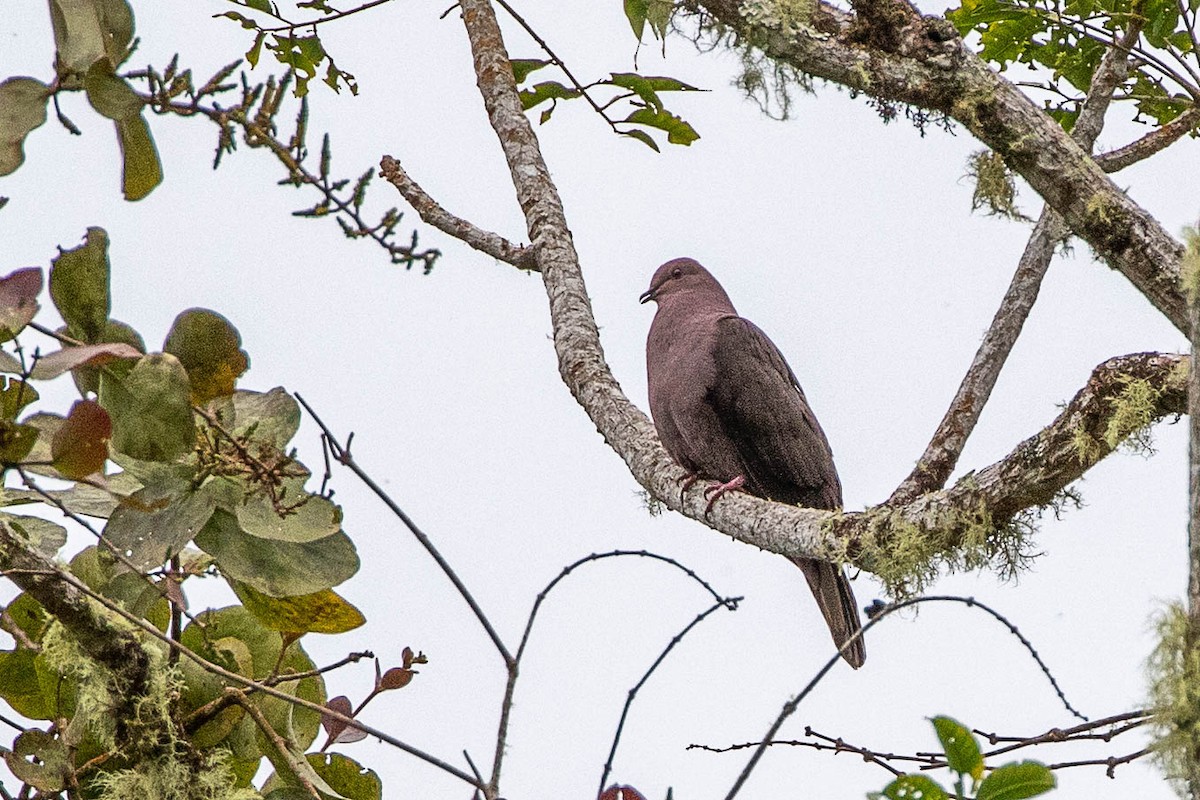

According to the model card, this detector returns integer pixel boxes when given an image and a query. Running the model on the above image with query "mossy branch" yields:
[0,525,153,735]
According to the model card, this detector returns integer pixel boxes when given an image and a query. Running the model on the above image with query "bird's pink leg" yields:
[678,473,701,504]
[703,475,745,515]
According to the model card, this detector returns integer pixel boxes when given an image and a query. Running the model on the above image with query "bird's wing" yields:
[707,316,842,509]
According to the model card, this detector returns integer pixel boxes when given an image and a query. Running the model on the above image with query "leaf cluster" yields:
[0,229,413,799]
[0,0,162,198]
[513,59,703,151]
[872,716,1056,800]
[946,0,1199,127]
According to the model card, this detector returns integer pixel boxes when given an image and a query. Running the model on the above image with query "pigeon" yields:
[641,257,866,668]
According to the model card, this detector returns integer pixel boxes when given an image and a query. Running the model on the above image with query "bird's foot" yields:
[678,472,701,505]
[703,475,745,516]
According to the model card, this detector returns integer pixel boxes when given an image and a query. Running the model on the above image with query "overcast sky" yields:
[1,1,1196,798]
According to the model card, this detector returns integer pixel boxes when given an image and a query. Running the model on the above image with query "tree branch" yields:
[378,156,537,270]
[427,1,1187,612]
[890,21,1143,502]
[692,0,1188,333]
[1096,106,1200,172]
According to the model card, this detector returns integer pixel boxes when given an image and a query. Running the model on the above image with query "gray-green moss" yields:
[1147,603,1200,796]
[849,497,1036,599]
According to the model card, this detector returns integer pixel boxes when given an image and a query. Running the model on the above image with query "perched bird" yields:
[640,257,866,668]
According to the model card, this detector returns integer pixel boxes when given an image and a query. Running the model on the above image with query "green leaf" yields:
[180,606,325,748]
[247,30,267,67]
[103,481,217,569]
[0,268,42,341]
[931,716,985,782]
[100,353,196,462]
[246,0,273,11]
[307,752,382,800]
[195,509,360,596]
[211,387,301,449]
[0,350,22,374]
[510,58,552,84]
[0,649,49,719]
[3,515,68,558]
[231,580,366,634]
[3,729,69,791]
[875,774,949,800]
[646,0,673,39]
[976,761,1056,800]
[624,107,700,145]
[30,341,142,380]
[518,81,582,110]
[0,78,50,176]
[116,114,163,201]
[608,73,702,112]
[84,60,144,120]
[48,0,136,80]
[164,308,250,403]
[70,319,146,395]
[621,128,660,151]
[49,227,111,342]
[236,486,341,543]
[0,419,39,464]
[4,471,142,518]
[624,0,648,38]
[51,399,111,479]
[0,377,39,420]
[2,592,50,643]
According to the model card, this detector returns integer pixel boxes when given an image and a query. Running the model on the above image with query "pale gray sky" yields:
[0,1,1193,797]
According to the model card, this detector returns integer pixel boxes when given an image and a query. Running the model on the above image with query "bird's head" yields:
[639,257,735,311]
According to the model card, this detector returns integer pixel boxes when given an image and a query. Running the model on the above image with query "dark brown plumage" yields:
[641,257,866,669]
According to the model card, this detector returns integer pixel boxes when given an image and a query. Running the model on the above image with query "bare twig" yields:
[295,393,514,668]
[1096,106,1200,172]
[722,595,1085,799]
[598,597,741,794]
[379,156,536,270]
[242,0,395,34]
[230,688,322,800]
[496,550,736,800]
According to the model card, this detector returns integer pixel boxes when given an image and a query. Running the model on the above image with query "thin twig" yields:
[494,549,736,794]
[1045,747,1152,776]
[598,597,741,794]
[230,688,322,800]
[491,0,623,132]
[295,393,513,669]
[723,595,1086,799]
[248,0,395,33]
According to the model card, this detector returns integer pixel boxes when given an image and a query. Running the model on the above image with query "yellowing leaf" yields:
[163,309,249,403]
[231,579,365,634]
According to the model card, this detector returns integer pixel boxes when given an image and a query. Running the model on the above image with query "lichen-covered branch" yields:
[691,0,1188,333]
[890,23,1142,503]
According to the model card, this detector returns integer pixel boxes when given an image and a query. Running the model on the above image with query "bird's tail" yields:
[792,557,866,669]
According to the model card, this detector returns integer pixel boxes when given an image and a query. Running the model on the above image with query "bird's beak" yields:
[638,287,657,304]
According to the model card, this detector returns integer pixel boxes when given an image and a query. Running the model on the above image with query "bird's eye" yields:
[671,268,682,279]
